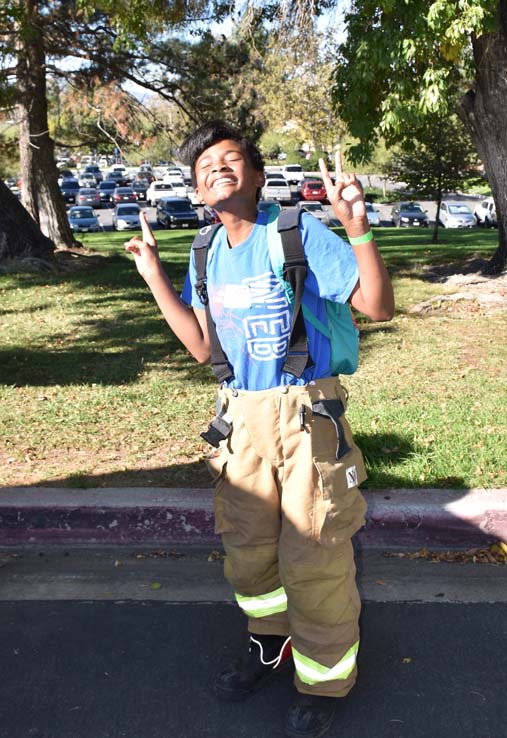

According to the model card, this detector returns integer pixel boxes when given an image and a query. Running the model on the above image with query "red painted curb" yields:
[0,487,505,547]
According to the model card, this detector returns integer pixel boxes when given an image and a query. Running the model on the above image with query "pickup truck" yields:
[261,178,292,204]
[281,164,305,185]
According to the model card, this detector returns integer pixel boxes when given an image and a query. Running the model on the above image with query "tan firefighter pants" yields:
[206,376,367,698]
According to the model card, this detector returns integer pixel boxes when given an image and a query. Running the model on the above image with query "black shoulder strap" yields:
[277,209,314,378]
[192,224,234,384]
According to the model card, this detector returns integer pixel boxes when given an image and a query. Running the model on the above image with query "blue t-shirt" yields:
[182,210,359,391]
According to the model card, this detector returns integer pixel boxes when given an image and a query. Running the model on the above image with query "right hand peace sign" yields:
[124,210,161,279]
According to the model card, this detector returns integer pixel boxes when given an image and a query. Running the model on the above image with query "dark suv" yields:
[156,197,199,229]
[59,178,80,203]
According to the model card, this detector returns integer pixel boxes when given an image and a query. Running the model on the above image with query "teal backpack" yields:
[192,204,359,384]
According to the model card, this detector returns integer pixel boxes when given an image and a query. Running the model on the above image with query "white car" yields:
[261,178,292,204]
[162,174,187,197]
[146,181,176,206]
[365,202,380,227]
[281,164,305,185]
[113,203,141,231]
[474,197,497,227]
[439,202,476,228]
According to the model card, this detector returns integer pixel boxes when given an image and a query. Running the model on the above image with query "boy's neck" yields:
[217,204,258,248]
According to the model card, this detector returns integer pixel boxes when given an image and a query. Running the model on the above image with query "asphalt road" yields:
[0,546,505,738]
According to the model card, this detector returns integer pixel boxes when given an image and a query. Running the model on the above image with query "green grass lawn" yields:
[1,226,505,490]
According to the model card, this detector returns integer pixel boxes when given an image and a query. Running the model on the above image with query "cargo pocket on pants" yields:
[312,448,368,547]
[205,447,234,535]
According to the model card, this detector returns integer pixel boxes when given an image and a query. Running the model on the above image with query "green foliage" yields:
[332,0,498,162]
[384,113,483,200]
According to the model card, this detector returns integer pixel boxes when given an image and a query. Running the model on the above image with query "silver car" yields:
[439,202,476,228]
[113,203,141,231]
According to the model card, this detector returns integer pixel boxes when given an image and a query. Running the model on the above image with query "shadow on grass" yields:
[31,431,465,491]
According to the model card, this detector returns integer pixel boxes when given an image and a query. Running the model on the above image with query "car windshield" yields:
[402,203,423,212]
[303,203,323,211]
[306,182,323,190]
[117,207,140,216]
[365,203,375,212]
[79,189,96,194]
[155,184,173,190]
[285,166,302,172]
[71,208,94,219]
[62,181,79,189]
[100,182,115,189]
[267,180,287,187]
[448,205,472,214]
[164,201,193,213]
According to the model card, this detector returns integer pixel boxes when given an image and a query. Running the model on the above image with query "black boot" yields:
[284,694,338,738]
[214,633,292,701]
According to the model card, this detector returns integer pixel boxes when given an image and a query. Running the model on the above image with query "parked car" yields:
[281,164,305,185]
[83,164,103,183]
[68,206,101,232]
[258,200,282,216]
[162,173,187,197]
[156,197,199,229]
[474,197,497,227]
[296,201,339,227]
[132,180,148,201]
[112,203,142,231]
[365,201,380,227]
[77,172,97,187]
[60,177,80,203]
[203,205,220,225]
[261,178,292,204]
[57,168,74,185]
[299,179,327,202]
[391,202,429,227]
[105,171,129,187]
[98,180,116,205]
[439,201,476,228]
[76,187,101,208]
[146,181,176,206]
[5,177,20,197]
[112,186,137,204]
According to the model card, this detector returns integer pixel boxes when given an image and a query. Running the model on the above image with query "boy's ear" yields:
[194,187,205,204]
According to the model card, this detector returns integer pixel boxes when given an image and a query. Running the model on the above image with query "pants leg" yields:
[206,389,289,636]
[278,378,367,697]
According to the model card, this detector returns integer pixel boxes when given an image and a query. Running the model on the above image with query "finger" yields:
[124,243,141,256]
[318,157,334,190]
[139,210,156,245]
[335,149,343,180]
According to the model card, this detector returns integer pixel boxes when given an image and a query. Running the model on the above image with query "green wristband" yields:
[349,230,374,245]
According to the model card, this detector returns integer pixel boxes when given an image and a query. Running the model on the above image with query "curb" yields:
[1,487,506,549]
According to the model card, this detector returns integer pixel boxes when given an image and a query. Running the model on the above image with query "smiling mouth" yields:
[212,177,236,188]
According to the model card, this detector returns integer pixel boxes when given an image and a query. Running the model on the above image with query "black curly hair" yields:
[178,120,265,188]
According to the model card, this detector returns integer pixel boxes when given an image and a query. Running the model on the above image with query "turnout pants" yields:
[206,377,367,698]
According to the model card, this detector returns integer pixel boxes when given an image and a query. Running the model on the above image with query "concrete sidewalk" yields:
[0,486,506,548]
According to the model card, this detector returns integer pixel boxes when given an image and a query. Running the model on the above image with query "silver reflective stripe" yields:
[293,641,359,685]
[235,586,288,618]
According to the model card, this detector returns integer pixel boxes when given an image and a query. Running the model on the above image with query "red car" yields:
[299,179,327,201]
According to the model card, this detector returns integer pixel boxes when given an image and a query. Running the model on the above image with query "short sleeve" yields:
[300,212,359,304]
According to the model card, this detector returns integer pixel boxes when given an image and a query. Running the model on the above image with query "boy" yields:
[125,121,394,738]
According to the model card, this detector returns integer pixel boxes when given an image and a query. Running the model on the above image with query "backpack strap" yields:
[192,224,234,384]
[275,209,314,378]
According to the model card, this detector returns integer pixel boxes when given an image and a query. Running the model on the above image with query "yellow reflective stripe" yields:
[293,642,359,685]
[235,586,288,618]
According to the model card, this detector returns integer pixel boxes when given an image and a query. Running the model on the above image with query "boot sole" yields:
[213,657,293,702]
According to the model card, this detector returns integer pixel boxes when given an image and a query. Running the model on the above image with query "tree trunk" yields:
[0,179,55,264]
[459,1,507,273]
[16,0,80,251]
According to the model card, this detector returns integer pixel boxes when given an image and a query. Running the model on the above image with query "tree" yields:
[0,1,242,260]
[385,114,483,242]
[331,0,507,272]
[0,178,55,265]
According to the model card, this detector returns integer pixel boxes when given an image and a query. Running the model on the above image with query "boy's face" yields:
[194,139,265,209]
